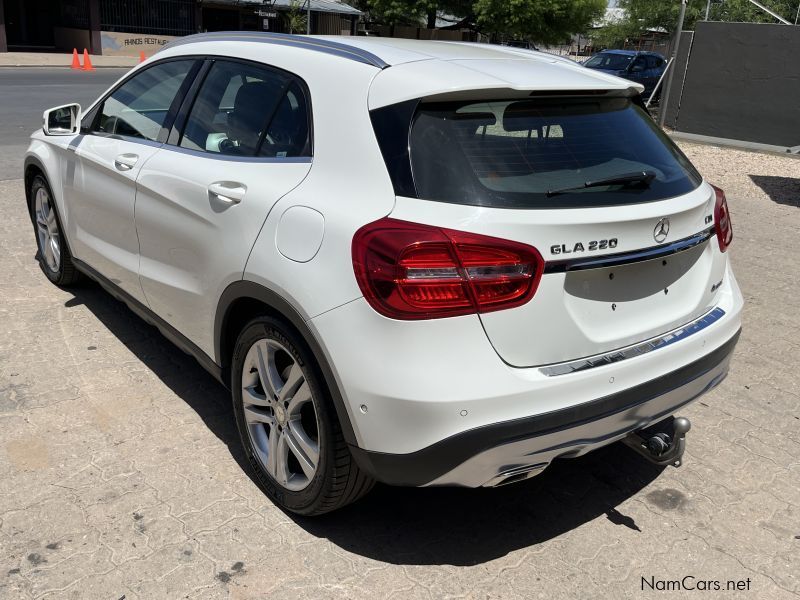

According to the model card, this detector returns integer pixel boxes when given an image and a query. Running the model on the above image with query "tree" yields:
[284,0,308,34]
[473,0,606,45]
[618,0,705,35]
[365,0,473,27]
[366,0,434,25]
[614,0,797,37]
[705,0,797,24]
[366,0,605,41]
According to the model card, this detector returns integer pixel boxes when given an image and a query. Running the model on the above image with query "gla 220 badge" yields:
[550,238,619,255]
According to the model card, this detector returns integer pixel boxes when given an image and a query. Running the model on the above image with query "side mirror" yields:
[630,64,645,73]
[43,103,81,136]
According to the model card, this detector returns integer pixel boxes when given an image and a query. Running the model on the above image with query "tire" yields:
[29,174,81,286]
[231,316,374,515]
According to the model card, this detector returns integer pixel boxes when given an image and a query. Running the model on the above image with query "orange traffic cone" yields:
[81,49,95,71]
[139,51,146,63]
[70,48,81,69]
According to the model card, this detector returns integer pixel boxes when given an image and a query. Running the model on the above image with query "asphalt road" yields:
[0,68,128,181]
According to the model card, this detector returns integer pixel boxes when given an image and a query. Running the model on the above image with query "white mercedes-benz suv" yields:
[25,33,742,515]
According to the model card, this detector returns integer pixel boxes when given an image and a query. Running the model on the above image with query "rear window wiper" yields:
[546,170,657,197]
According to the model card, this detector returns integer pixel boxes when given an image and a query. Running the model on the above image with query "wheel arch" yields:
[23,155,47,211]
[215,280,358,446]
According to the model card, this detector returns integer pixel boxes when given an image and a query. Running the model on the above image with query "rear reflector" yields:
[712,184,733,252]
[352,218,544,320]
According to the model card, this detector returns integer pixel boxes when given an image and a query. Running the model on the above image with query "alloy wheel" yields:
[241,338,321,491]
[34,186,60,273]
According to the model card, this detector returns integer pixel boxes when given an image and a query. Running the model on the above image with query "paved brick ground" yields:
[1,144,799,599]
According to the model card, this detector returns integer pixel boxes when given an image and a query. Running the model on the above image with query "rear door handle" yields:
[114,153,139,171]
[208,181,247,204]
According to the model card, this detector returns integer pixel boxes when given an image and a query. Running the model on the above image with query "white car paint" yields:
[276,206,325,263]
[25,34,743,488]
[64,135,162,304]
[135,150,312,357]
[310,262,741,455]
[388,183,725,366]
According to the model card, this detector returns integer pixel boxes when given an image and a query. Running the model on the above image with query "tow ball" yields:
[623,416,691,467]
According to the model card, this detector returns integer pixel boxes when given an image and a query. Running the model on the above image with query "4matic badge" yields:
[550,238,618,255]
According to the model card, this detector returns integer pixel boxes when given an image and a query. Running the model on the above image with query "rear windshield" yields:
[407,97,702,209]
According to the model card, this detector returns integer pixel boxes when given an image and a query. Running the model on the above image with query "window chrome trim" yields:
[544,227,714,274]
[158,143,313,163]
[539,307,726,376]
[161,32,389,69]
[545,227,714,274]
[79,133,166,149]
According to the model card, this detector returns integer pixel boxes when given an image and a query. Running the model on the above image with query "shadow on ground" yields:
[65,280,665,567]
[300,447,663,566]
[749,174,800,207]
[63,282,244,463]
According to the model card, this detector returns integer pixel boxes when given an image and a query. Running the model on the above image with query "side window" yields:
[94,60,195,141]
[259,80,311,157]
[631,57,647,71]
[178,60,311,158]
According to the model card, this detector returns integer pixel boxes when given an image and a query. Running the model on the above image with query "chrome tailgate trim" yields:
[540,307,726,376]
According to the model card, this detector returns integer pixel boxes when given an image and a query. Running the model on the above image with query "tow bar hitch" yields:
[624,416,691,467]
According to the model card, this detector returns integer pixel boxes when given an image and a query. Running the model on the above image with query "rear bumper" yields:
[350,330,739,487]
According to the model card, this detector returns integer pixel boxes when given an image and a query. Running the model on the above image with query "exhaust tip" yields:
[484,463,547,487]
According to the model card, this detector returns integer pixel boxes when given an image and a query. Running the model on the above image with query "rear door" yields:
[391,95,726,367]
[134,58,313,356]
[64,59,198,303]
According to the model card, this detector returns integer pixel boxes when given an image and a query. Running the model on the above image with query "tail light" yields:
[352,218,544,320]
[712,184,733,252]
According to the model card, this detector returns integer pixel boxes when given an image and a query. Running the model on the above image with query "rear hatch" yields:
[375,94,727,367]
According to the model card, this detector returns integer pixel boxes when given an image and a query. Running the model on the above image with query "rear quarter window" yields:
[387,97,702,209]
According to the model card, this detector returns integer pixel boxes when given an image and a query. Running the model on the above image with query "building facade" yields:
[0,0,361,55]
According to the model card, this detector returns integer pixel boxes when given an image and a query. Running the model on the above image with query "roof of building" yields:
[272,0,362,15]
[202,0,361,15]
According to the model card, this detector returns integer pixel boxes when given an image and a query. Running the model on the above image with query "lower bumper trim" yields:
[349,330,740,487]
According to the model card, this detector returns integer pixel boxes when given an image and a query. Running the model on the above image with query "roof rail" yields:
[160,32,389,69]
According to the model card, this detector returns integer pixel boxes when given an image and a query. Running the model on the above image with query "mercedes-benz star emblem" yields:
[653,217,670,243]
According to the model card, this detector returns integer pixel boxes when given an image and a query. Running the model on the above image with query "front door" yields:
[64,59,198,303]
[135,58,313,356]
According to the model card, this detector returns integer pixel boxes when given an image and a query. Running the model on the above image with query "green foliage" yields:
[363,0,798,42]
[613,0,797,38]
[366,0,605,41]
[285,0,308,34]
[590,20,638,50]
[618,0,705,35]
[366,0,436,25]
[705,0,797,24]
[473,0,606,44]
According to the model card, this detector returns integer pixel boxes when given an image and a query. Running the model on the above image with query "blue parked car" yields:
[583,50,666,99]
